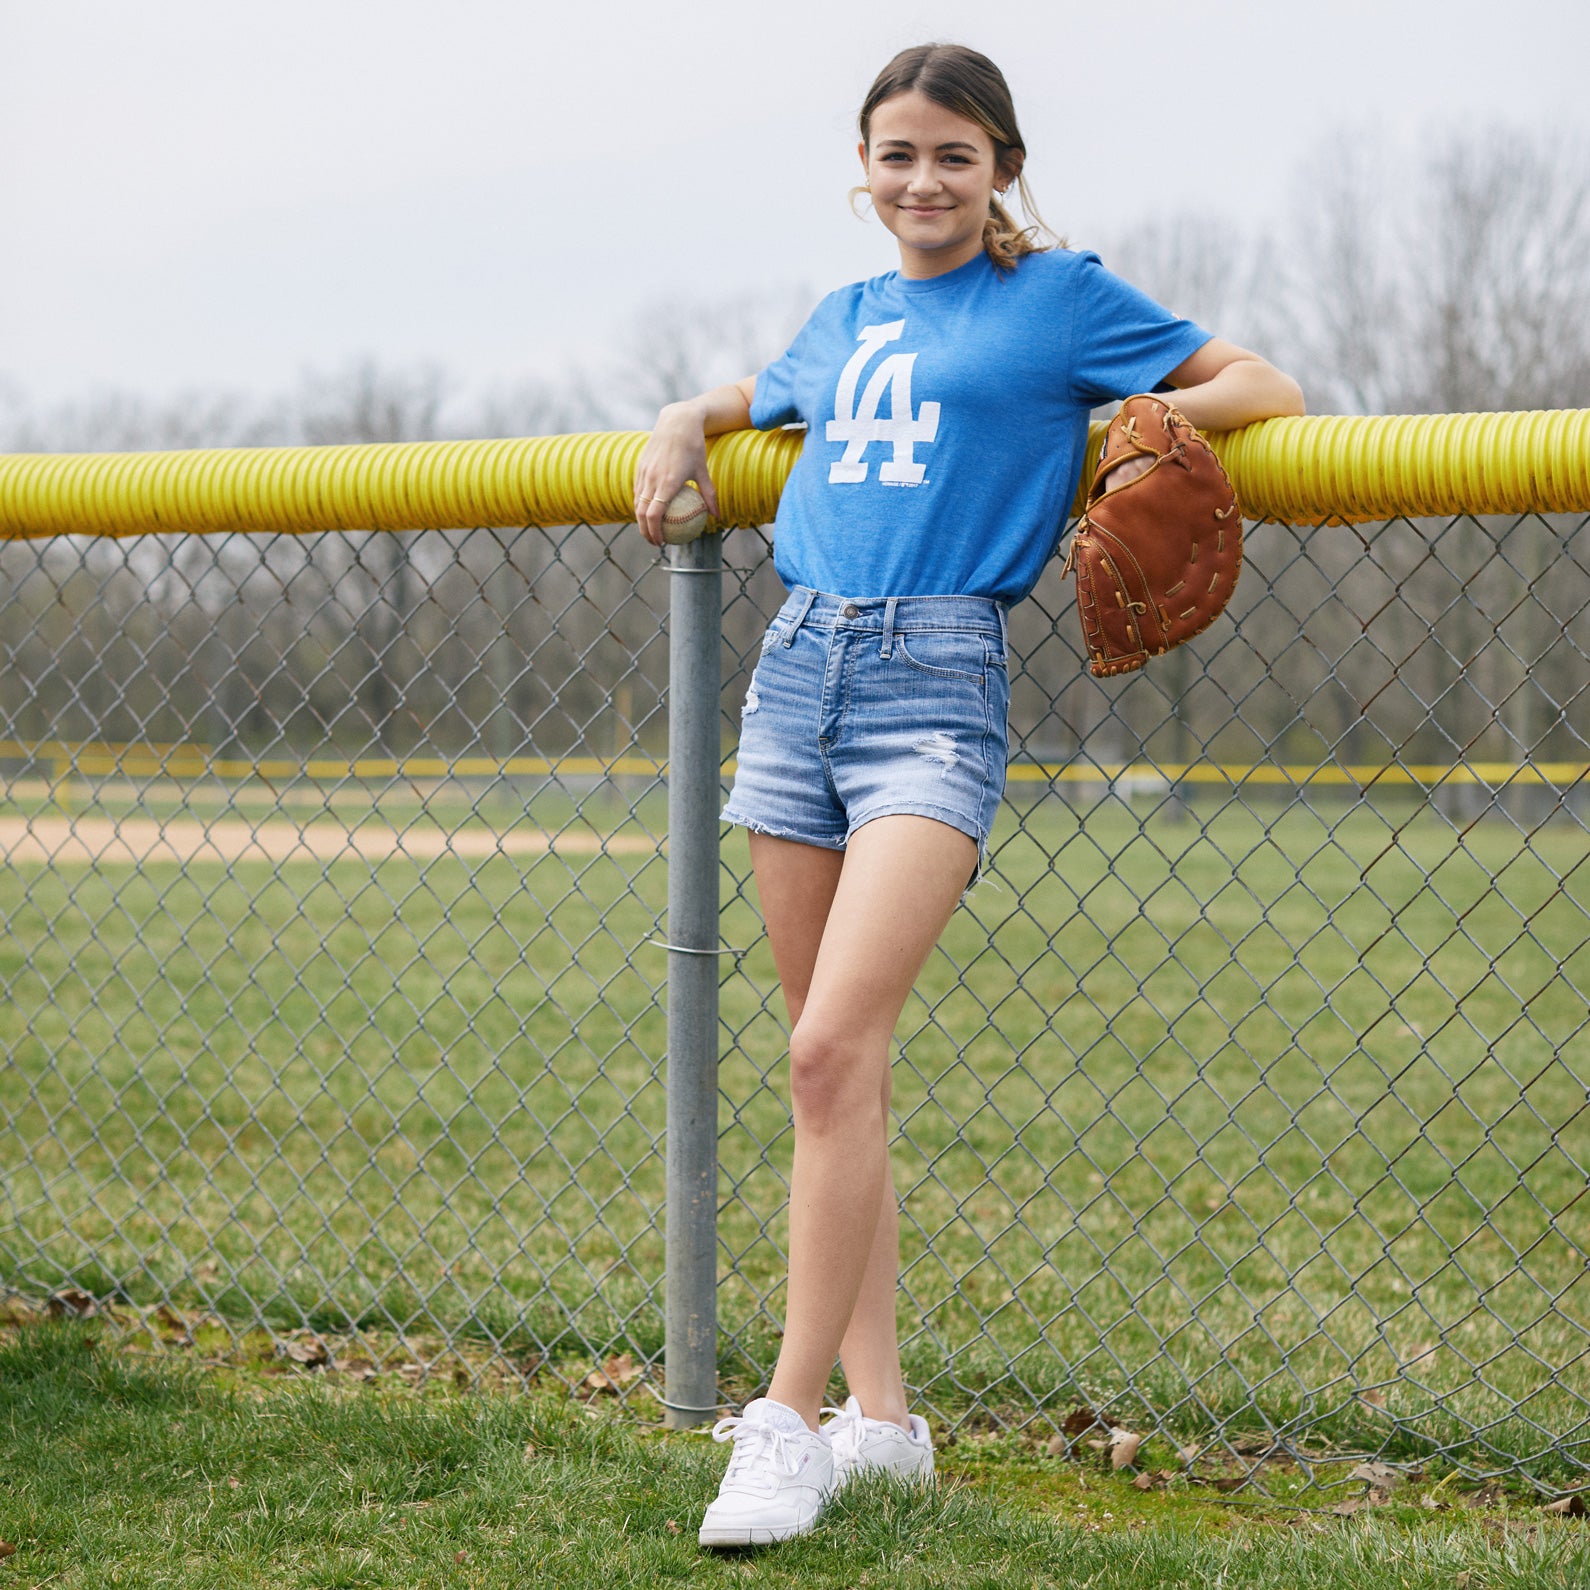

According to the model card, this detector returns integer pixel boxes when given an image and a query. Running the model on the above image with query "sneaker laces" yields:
[820,1402,865,1461]
[712,1415,803,1481]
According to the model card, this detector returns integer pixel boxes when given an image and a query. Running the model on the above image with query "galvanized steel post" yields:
[664,530,723,1428]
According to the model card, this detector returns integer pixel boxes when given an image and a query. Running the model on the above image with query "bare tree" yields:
[610,288,816,426]
[1098,213,1278,355]
[475,374,606,439]
[1,386,279,453]
[1277,125,1590,415]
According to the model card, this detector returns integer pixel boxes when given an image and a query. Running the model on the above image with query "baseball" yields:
[659,484,712,545]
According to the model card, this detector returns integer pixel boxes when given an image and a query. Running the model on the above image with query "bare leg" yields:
[750,833,909,1427]
[751,816,975,1431]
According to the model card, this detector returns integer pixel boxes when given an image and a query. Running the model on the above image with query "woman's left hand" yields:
[1102,454,1153,489]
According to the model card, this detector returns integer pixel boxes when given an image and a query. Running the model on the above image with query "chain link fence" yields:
[2,503,1587,1489]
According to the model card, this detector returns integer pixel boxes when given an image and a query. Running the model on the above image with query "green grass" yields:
[3,783,1589,1479]
[2,1319,1587,1590]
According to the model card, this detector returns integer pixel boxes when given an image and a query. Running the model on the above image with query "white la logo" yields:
[825,320,940,485]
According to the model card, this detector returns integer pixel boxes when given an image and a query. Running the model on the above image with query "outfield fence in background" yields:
[2,413,1588,1491]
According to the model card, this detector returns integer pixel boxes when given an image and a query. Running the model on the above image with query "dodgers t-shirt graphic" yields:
[826,320,939,486]
[751,249,1210,605]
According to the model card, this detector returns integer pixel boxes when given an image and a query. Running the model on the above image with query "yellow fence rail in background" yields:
[2,408,1589,538]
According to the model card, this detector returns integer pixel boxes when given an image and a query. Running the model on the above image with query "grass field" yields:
[3,1316,1588,1590]
[3,779,1588,1482]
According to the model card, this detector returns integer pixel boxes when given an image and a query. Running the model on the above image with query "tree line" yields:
[1,126,1586,806]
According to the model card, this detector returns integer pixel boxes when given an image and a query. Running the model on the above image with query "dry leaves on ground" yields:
[584,1352,644,1395]
[1544,1492,1586,1517]
[46,1289,98,1319]
[1333,1461,1408,1515]
[278,1332,329,1367]
[1131,1470,1179,1492]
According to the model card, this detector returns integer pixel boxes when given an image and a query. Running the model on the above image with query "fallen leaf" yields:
[1230,1431,1277,1455]
[1332,1496,1365,1517]
[1085,1438,1109,1452]
[1131,1472,1155,1491]
[0,1541,16,1559]
[1349,1461,1402,1492]
[1061,1406,1099,1437]
[1545,1493,1587,1516]
[46,1289,97,1319]
[665,1519,681,1535]
[1044,1434,1066,1458]
[1176,1443,1200,1464]
[1109,1429,1143,1470]
[601,1352,644,1388]
[226,1477,240,1489]
[454,1550,467,1565]
[1420,1494,1443,1510]
[281,1333,329,1367]
[581,1351,643,1395]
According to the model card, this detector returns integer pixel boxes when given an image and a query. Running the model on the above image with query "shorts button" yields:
[842,603,860,618]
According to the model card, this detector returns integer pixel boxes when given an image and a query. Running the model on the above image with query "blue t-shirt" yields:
[750,248,1210,605]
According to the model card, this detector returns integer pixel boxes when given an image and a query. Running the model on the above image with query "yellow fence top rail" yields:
[1,408,1588,540]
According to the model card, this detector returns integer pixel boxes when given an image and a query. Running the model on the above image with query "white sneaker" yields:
[821,1395,935,1486]
[697,1398,835,1547]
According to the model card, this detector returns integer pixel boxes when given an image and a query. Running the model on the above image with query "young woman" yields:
[634,43,1303,1548]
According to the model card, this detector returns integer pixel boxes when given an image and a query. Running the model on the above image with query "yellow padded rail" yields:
[0,409,1587,540]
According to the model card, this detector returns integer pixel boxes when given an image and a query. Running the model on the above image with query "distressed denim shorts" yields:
[721,588,1012,865]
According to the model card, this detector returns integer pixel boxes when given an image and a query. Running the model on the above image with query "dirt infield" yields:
[0,816,656,867]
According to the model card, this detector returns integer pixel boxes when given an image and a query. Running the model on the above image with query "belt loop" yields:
[881,596,898,659]
[782,586,817,645]
[996,601,1009,661]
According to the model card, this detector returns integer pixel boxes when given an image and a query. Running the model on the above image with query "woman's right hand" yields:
[633,377,757,547]
[634,400,717,548]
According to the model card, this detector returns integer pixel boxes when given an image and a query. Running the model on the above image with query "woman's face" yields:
[860,89,1007,278]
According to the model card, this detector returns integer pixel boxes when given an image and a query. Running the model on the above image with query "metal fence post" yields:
[664,530,723,1429]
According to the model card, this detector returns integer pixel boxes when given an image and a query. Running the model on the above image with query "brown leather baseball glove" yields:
[1063,393,1242,678]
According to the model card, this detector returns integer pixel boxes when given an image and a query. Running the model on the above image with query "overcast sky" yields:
[3,0,1587,416]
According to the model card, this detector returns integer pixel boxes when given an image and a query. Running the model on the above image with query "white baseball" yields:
[659,484,712,544]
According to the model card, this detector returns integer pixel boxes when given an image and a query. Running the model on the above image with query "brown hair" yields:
[857,43,1058,270]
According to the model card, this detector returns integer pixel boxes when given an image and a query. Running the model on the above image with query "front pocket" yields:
[896,632,989,682]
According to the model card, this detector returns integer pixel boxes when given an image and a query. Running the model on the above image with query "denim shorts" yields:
[721,588,1012,864]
